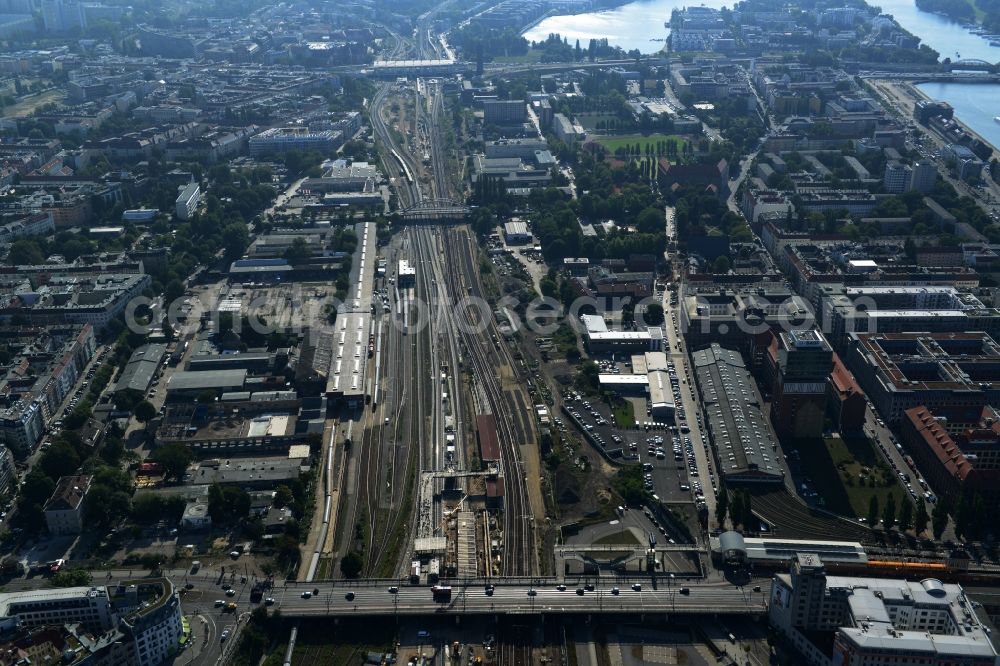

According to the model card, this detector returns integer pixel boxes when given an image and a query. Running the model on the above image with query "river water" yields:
[523,0,1000,148]
[916,81,1000,150]
[522,0,730,53]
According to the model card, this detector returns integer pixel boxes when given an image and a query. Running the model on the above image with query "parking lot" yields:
[560,379,707,508]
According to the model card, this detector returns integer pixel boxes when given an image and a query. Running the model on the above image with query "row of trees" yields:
[716,488,756,532]
[865,494,946,538]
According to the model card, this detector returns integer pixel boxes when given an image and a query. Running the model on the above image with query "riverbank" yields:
[875,0,1000,63]
[907,80,999,159]
[520,10,559,36]
[865,78,997,161]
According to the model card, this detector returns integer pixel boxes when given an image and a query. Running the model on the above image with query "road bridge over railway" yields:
[266,578,770,617]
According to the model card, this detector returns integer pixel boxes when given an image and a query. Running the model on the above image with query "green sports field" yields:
[592,134,689,153]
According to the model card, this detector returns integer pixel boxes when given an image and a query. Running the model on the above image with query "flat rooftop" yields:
[850,332,1000,391]
[167,369,247,392]
[0,586,108,616]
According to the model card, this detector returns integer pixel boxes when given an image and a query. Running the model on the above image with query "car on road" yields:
[527,589,537,596]
[611,587,620,595]
[575,588,585,595]
[301,591,312,599]
[220,629,230,642]
[225,589,236,597]
[345,592,355,601]
[264,597,275,606]
[632,584,642,591]
[388,586,398,594]
[214,600,224,607]
[556,585,567,591]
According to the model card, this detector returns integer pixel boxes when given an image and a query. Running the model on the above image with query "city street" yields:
[661,209,717,524]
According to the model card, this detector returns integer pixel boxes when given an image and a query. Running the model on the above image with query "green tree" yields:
[712,255,731,273]
[578,361,600,391]
[867,495,880,528]
[39,443,81,480]
[134,400,157,423]
[83,484,131,529]
[340,551,363,579]
[7,239,44,265]
[612,466,649,506]
[161,317,175,342]
[207,483,251,524]
[221,222,250,260]
[62,401,93,430]
[954,493,971,539]
[715,488,729,527]
[151,443,192,482]
[882,493,896,531]
[282,237,312,264]
[644,302,664,326]
[932,499,950,540]
[274,485,293,509]
[20,468,55,505]
[725,491,740,529]
[164,278,185,305]
[274,534,300,570]
[50,568,93,587]
[898,498,913,532]
[131,493,166,524]
[636,206,664,233]
[914,498,929,536]
[741,491,754,530]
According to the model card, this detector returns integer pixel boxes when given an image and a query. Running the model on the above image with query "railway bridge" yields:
[393,198,470,224]
[944,59,997,72]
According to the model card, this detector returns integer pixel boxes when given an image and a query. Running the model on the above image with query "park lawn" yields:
[5,89,65,117]
[493,49,545,63]
[783,435,909,520]
[610,398,635,428]
[593,134,689,153]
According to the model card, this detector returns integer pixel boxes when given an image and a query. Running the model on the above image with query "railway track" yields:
[496,643,532,666]
[370,84,421,208]
[345,241,433,579]
[360,314,416,577]
[438,225,534,576]
[427,79,450,200]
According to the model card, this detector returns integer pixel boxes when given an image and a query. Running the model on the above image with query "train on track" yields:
[391,149,414,185]
[820,558,1000,585]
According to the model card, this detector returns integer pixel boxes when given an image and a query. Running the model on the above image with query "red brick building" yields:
[828,353,866,435]
[900,405,1000,503]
